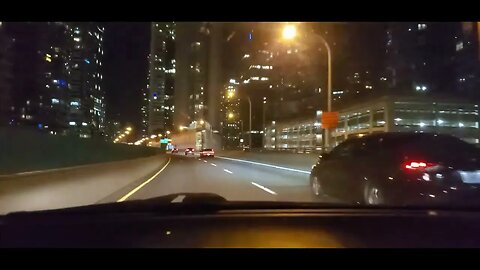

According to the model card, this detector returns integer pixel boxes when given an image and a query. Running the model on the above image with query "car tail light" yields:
[403,160,439,170]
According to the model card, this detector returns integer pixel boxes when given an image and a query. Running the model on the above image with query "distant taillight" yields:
[403,160,439,170]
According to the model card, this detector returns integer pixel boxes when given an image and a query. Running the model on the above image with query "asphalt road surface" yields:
[123,153,335,203]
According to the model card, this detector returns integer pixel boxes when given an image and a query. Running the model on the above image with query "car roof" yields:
[360,132,454,141]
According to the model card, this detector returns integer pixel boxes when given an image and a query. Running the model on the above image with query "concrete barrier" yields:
[0,127,161,174]
[0,154,168,214]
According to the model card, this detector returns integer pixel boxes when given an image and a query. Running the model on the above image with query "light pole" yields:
[317,34,332,151]
[282,24,333,150]
[263,98,267,148]
[247,96,252,149]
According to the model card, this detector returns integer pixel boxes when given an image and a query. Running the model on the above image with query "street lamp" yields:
[199,120,205,125]
[228,112,234,119]
[281,23,333,150]
[282,24,297,40]
[126,127,132,131]
[166,130,171,135]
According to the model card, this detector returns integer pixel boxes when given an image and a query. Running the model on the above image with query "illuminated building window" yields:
[417,23,427,30]
[456,41,464,51]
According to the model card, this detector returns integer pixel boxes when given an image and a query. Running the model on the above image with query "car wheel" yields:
[310,175,324,198]
[364,183,384,205]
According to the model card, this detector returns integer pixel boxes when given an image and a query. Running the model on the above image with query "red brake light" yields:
[403,160,438,170]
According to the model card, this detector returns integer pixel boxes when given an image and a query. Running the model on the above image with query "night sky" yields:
[103,22,150,129]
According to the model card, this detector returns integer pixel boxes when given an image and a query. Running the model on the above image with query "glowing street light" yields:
[199,120,205,125]
[125,130,130,135]
[227,92,235,99]
[228,112,234,119]
[150,135,157,139]
[281,23,333,149]
[126,127,132,131]
[166,130,171,135]
[282,24,297,40]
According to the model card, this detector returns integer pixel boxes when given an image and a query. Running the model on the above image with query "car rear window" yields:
[381,134,480,161]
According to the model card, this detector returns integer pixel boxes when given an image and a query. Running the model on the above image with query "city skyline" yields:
[2,22,480,149]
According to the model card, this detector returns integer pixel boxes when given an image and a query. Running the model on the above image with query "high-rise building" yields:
[4,22,72,134]
[385,22,457,96]
[140,87,149,136]
[147,22,175,135]
[230,23,326,148]
[66,22,105,138]
[170,22,224,149]
[0,22,13,126]
[173,23,224,138]
[453,22,480,102]
[220,78,241,148]
[3,22,105,138]
[187,23,209,125]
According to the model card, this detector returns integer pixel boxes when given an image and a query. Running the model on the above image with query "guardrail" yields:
[0,154,168,215]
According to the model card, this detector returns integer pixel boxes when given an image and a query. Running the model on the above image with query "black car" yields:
[310,132,480,206]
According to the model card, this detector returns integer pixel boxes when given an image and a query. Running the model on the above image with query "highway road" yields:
[119,153,335,203]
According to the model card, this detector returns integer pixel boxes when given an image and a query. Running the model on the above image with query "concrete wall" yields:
[0,127,161,174]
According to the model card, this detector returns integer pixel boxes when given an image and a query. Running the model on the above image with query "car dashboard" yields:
[1,205,480,247]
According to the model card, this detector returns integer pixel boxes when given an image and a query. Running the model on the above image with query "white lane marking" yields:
[117,158,172,202]
[171,195,186,203]
[251,182,277,195]
[210,163,217,167]
[223,169,233,174]
[216,156,310,174]
[203,160,208,163]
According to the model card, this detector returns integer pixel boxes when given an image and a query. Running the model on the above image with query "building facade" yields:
[264,96,480,151]
[140,87,149,137]
[385,22,457,96]
[0,21,13,126]
[453,22,480,101]
[220,78,241,149]
[3,22,105,138]
[148,22,175,135]
[65,22,105,138]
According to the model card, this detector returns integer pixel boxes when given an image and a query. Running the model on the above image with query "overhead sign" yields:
[321,112,339,129]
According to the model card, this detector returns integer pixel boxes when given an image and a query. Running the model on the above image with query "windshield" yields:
[2,21,480,215]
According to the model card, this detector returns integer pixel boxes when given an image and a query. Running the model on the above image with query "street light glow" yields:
[166,130,171,135]
[126,127,132,131]
[199,120,205,125]
[282,24,297,40]
[228,113,234,119]
[227,92,235,99]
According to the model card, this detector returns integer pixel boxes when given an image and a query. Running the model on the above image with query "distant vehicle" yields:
[185,148,195,155]
[171,148,178,154]
[200,148,215,158]
[310,132,480,206]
